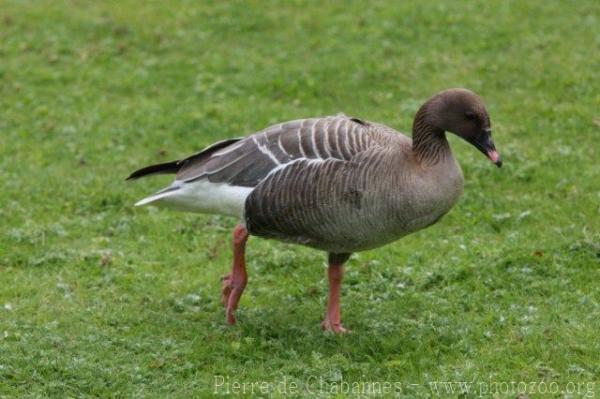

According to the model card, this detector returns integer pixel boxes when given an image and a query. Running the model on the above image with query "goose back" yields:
[176,116,384,188]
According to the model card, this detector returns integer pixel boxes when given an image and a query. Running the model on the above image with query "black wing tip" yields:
[125,161,181,181]
[125,172,142,181]
[125,138,244,182]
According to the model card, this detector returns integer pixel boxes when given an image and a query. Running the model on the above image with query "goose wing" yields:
[175,115,379,188]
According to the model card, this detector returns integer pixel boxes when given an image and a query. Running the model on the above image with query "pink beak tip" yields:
[488,150,502,167]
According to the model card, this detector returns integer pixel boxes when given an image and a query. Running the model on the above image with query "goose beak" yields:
[472,129,502,167]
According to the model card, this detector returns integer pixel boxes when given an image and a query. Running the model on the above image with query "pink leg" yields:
[321,254,350,333]
[221,224,249,325]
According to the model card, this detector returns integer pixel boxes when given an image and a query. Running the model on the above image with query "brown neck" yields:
[412,104,450,166]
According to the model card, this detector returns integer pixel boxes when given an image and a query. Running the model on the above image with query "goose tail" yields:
[134,186,180,207]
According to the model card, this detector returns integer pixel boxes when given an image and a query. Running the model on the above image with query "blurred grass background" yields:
[1,0,599,397]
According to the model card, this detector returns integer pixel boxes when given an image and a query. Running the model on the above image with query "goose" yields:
[127,88,502,333]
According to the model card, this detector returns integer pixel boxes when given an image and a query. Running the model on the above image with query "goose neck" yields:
[412,107,450,166]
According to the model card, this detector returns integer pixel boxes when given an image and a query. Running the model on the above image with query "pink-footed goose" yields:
[128,88,501,333]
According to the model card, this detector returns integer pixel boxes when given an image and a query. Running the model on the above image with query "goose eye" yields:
[465,111,476,120]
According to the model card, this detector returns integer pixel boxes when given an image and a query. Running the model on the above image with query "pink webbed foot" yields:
[221,225,249,326]
[321,318,350,334]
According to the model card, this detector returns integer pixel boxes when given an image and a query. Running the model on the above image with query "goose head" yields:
[425,88,502,167]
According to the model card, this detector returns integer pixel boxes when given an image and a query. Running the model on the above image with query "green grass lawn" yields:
[1,1,599,397]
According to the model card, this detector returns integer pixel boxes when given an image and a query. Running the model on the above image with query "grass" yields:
[1,0,599,397]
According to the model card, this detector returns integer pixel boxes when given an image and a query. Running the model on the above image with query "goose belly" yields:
[244,185,461,254]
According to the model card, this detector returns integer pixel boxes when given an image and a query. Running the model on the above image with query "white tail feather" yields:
[134,191,174,207]
[134,180,252,218]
